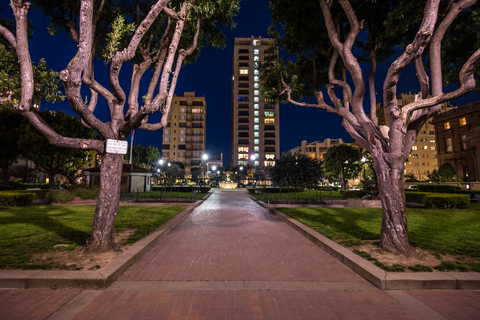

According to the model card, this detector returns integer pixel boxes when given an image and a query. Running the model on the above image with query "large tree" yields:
[0,0,239,252]
[0,107,24,186]
[19,110,96,187]
[265,0,480,255]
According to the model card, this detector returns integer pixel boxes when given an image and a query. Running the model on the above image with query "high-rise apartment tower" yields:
[162,92,206,175]
[231,36,280,168]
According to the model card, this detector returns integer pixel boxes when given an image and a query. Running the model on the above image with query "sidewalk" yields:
[0,190,479,319]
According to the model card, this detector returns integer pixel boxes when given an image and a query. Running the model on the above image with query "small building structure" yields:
[84,164,153,193]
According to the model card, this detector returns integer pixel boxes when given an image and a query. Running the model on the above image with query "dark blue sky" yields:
[2,0,479,168]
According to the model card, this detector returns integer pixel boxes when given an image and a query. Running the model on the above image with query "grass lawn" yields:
[250,189,344,200]
[122,190,208,199]
[0,205,185,269]
[279,202,480,271]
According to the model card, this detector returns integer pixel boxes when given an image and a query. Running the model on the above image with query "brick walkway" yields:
[1,190,479,319]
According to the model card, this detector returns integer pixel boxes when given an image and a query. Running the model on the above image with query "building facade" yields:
[230,36,280,169]
[431,101,480,182]
[377,93,453,181]
[161,92,206,175]
[286,138,350,159]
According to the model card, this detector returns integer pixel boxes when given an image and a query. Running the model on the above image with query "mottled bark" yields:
[85,153,123,252]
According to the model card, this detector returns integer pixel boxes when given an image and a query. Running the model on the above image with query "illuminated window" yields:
[254,118,259,123]
[238,154,249,159]
[254,146,259,152]
[254,161,259,166]
[254,83,259,88]
[192,108,203,114]
[254,139,259,145]
[163,129,170,135]
[238,160,248,166]
[254,104,259,109]
[254,49,259,54]
[254,76,259,82]
[431,146,435,151]
[430,139,435,143]
[423,146,428,150]
[254,125,259,131]
[179,129,186,135]
[264,118,275,124]
[444,122,450,129]
[254,97,259,102]
[254,56,259,61]
[239,68,249,75]
[265,154,275,159]
[179,107,186,113]
[238,147,249,153]
[254,69,259,75]
[462,135,467,150]
[254,132,259,137]
[264,161,275,167]
[254,90,259,96]
[254,111,259,116]
[264,111,275,117]
[459,118,467,126]
[253,39,260,46]
[178,137,186,143]
[412,146,418,151]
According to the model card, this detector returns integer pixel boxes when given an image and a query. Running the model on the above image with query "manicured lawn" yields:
[250,189,344,200]
[279,203,480,271]
[0,205,184,269]
[122,190,208,199]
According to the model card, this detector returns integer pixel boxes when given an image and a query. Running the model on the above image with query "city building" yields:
[285,138,351,159]
[376,93,453,181]
[431,101,480,182]
[161,92,206,175]
[230,36,280,169]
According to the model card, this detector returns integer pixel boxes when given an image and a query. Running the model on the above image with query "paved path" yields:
[1,190,479,319]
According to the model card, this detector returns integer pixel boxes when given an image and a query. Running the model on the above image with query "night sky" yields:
[2,0,479,168]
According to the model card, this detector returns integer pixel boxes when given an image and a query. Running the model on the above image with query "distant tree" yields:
[163,162,185,186]
[427,169,441,183]
[269,153,323,200]
[0,107,25,186]
[404,173,419,182]
[190,167,202,183]
[129,145,160,169]
[0,0,240,251]
[19,110,96,187]
[438,162,457,182]
[323,144,362,190]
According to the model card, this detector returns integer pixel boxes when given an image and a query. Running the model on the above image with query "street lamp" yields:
[202,154,208,183]
[361,157,367,181]
[251,154,256,186]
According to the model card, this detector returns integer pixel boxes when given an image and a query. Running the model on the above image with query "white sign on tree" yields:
[105,139,128,155]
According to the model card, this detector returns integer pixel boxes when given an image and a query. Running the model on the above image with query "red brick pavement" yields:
[71,289,420,320]
[407,290,480,320]
[119,191,363,282]
[0,288,81,320]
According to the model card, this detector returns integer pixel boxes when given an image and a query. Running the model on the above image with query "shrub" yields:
[45,189,75,203]
[340,190,366,199]
[424,194,470,209]
[315,186,340,192]
[417,184,462,193]
[405,191,431,203]
[0,191,36,206]
[151,186,210,193]
[15,189,49,199]
[74,188,99,200]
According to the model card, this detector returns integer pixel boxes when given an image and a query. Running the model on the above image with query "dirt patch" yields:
[31,229,135,271]
[348,241,477,272]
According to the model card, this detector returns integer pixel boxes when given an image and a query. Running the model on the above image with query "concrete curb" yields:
[0,204,197,290]
[265,206,480,290]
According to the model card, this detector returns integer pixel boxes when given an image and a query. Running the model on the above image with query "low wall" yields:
[404,182,480,191]
[346,198,382,208]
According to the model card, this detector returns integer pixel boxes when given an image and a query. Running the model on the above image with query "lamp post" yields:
[202,154,208,184]
[239,166,243,187]
[361,157,366,182]
[251,154,256,186]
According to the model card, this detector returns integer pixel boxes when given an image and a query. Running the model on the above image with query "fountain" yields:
[219,172,237,189]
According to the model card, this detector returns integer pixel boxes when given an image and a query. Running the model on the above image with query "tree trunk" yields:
[376,166,413,255]
[48,173,55,188]
[85,153,123,252]
[2,165,10,186]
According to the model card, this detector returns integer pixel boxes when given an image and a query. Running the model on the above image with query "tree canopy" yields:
[269,153,323,198]
[323,144,362,190]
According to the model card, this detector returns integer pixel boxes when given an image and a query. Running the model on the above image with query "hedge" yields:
[151,186,211,193]
[405,191,431,204]
[15,189,49,199]
[315,186,340,192]
[45,189,75,203]
[247,187,304,194]
[74,188,99,199]
[424,194,470,209]
[417,184,462,193]
[0,191,36,206]
[340,190,366,199]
